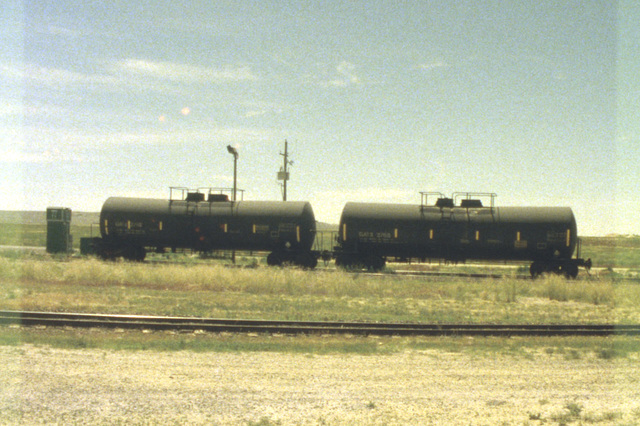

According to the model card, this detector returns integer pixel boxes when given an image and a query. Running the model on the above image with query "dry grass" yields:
[537,274,615,304]
[2,257,638,325]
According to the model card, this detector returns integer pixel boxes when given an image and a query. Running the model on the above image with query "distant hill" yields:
[0,211,100,226]
[0,211,46,225]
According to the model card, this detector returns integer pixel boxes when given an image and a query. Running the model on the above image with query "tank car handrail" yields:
[197,187,245,201]
[452,192,497,209]
[169,187,245,202]
[169,187,189,202]
[420,191,497,210]
[420,192,446,209]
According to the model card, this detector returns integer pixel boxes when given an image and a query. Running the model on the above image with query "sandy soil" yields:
[1,345,639,425]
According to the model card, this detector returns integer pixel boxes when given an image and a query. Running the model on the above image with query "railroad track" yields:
[2,310,639,337]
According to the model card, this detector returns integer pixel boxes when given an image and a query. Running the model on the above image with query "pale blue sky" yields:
[1,1,638,235]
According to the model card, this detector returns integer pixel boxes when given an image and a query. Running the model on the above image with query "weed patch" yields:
[1,258,639,329]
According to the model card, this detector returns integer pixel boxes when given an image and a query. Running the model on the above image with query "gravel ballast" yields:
[2,345,639,424]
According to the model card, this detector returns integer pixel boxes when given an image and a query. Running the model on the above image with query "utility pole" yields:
[278,140,292,201]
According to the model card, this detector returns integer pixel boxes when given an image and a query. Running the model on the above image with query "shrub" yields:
[538,275,614,305]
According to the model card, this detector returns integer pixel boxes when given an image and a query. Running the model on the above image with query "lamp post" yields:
[227,145,238,201]
[226,145,239,264]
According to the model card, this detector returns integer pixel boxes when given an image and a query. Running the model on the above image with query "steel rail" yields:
[1,310,639,337]
[292,267,639,282]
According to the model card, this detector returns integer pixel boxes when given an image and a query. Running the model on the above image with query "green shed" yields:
[46,207,72,253]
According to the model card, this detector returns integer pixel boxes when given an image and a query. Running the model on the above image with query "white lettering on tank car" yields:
[358,231,394,243]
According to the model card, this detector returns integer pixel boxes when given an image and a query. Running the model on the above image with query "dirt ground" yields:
[1,345,639,425]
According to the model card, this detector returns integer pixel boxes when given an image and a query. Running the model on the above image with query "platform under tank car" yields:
[335,192,591,277]
[97,188,318,268]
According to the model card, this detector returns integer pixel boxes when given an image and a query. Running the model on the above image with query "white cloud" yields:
[326,61,360,87]
[1,63,117,87]
[0,147,86,164]
[417,60,449,71]
[0,102,23,116]
[0,59,258,93]
[241,100,288,117]
[46,25,80,38]
[0,100,70,120]
[7,124,276,150]
[114,59,259,83]
[99,127,273,146]
[244,110,267,118]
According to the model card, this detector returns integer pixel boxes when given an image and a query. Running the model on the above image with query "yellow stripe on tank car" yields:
[342,223,347,241]
[159,221,163,231]
[475,230,480,241]
[253,224,256,234]
[394,228,398,239]
[296,226,301,243]
[104,219,109,235]
[127,220,131,230]
[429,229,433,240]
[566,229,571,247]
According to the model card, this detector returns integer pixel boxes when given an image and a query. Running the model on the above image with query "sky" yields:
[1,1,638,236]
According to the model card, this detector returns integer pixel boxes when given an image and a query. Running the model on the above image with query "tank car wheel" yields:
[562,262,579,279]
[529,262,544,278]
[137,247,146,261]
[123,246,146,262]
[335,255,354,269]
[295,253,318,269]
[365,255,386,271]
[98,250,116,262]
[267,252,283,267]
[320,250,333,266]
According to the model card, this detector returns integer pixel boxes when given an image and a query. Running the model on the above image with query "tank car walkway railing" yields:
[452,192,497,211]
[420,192,497,223]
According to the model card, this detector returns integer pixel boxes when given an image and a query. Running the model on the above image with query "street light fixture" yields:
[227,145,238,201]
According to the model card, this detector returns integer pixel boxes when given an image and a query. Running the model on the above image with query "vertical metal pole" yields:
[232,155,237,264]
[226,145,239,264]
[227,145,239,201]
[233,152,237,263]
[277,141,292,201]
[283,140,288,201]
[233,155,237,202]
